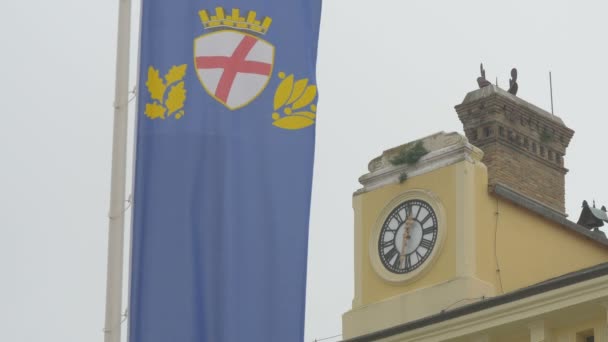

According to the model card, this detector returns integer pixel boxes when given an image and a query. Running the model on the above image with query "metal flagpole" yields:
[104,0,132,341]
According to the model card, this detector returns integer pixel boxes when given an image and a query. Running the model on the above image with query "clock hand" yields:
[400,216,415,268]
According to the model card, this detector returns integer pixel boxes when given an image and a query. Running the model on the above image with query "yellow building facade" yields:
[342,87,608,342]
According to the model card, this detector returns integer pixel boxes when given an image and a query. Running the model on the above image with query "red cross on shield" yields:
[194,30,275,110]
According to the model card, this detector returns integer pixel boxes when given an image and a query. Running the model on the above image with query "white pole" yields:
[104,0,132,341]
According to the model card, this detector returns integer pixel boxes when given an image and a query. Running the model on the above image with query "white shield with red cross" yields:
[194,30,275,110]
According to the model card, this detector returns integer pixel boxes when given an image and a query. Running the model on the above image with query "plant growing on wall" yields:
[390,141,429,166]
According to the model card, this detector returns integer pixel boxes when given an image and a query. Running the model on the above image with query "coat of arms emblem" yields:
[144,7,318,129]
[195,8,274,110]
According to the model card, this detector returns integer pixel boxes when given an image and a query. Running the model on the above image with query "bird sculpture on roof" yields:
[477,63,492,88]
[577,200,608,231]
[508,68,518,95]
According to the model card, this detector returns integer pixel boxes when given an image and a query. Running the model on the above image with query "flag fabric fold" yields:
[129,1,322,341]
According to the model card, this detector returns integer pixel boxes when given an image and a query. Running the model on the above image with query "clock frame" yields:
[369,189,446,283]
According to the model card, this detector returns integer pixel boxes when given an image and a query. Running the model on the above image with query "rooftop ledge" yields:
[356,132,483,194]
[458,85,565,125]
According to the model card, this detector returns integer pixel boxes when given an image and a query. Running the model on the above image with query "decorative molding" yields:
[456,85,566,127]
[343,266,608,341]
[474,136,568,173]
[342,276,495,339]
[356,132,483,195]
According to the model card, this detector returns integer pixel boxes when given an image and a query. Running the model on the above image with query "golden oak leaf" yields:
[287,79,309,105]
[272,115,315,130]
[145,103,166,119]
[274,74,294,110]
[291,85,317,110]
[146,66,166,102]
[166,82,186,115]
[165,64,188,85]
[291,111,316,119]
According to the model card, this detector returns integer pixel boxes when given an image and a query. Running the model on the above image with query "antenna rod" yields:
[549,71,554,116]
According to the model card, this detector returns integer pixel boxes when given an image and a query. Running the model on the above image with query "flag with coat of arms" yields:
[128,1,322,341]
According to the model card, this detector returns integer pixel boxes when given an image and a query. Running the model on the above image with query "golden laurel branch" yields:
[272,72,317,130]
[144,64,188,120]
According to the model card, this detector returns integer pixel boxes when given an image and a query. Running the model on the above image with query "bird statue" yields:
[508,68,518,95]
[477,63,492,88]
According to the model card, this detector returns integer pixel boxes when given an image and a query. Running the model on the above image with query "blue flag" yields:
[128,1,322,342]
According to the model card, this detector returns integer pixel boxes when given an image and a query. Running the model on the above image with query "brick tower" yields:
[455,85,574,214]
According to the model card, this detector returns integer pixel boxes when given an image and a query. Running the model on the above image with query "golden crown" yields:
[199,7,272,35]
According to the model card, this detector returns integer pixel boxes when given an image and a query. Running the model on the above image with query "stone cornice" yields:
[455,86,574,147]
[455,85,566,126]
[474,136,569,174]
[356,132,483,195]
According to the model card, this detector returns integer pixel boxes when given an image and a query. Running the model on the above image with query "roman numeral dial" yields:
[378,199,438,274]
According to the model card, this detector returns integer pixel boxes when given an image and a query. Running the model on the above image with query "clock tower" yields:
[342,86,608,341]
[343,132,496,338]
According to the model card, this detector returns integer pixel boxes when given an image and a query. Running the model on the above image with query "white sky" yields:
[1,1,607,342]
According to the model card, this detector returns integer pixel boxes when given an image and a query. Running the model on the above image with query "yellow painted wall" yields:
[355,163,458,306]
[354,156,608,308]
[552,317,604,341]
[493,335,529,342]
[346,131,608,341]
[474,191,608,294]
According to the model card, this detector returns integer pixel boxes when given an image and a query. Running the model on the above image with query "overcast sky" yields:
[1,1,607,342]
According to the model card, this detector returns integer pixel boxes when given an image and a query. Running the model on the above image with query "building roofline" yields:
[455,85,567,127]
[341,261,608,342]
[491,183,608,247]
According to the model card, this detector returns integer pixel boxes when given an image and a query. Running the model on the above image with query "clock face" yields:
[378,199,438,274]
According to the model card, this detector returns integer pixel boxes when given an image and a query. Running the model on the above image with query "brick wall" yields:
[455,86,574,215]
[483,143,565,213]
